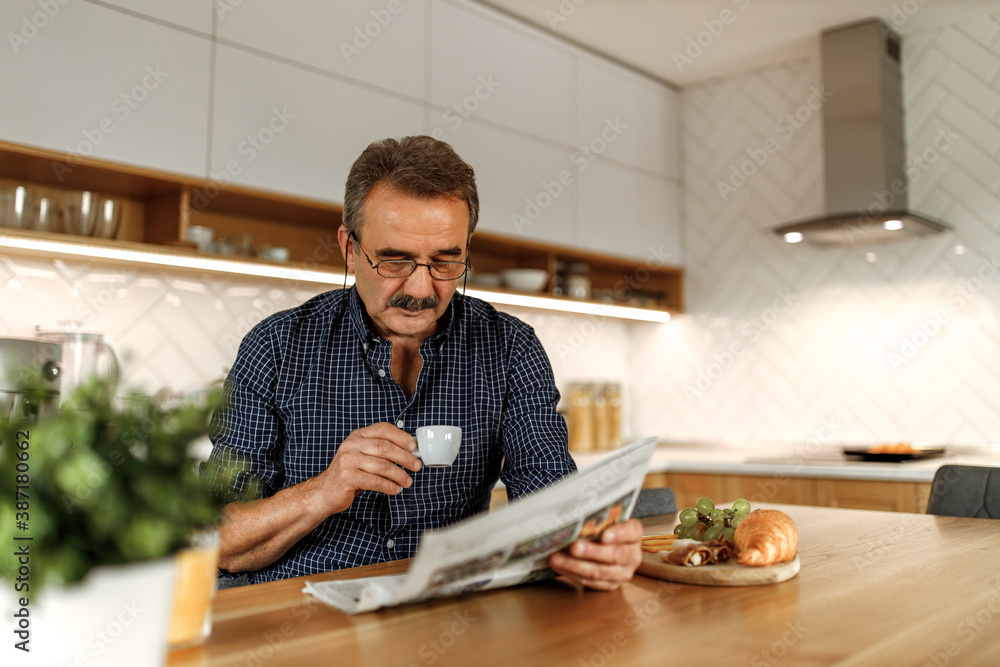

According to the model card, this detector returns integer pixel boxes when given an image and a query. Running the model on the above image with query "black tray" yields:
[842,447,946,463]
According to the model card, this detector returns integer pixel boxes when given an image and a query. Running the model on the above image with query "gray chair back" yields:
[926,465,1000,519]
[632,487,677,519]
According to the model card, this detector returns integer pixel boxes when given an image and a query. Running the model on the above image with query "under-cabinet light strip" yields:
[0,234,671,323]
[463,287,672,323]
[0,233,352,285]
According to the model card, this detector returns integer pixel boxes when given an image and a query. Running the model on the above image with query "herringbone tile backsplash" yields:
[2,14,998,448]
[632,14,1000,447]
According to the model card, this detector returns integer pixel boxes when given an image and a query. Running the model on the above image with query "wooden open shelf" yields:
[0,140,683,314]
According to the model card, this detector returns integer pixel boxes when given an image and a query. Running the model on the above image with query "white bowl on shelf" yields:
[500,268,549,293]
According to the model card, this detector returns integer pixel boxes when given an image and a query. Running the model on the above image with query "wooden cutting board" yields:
[637,550,800,586]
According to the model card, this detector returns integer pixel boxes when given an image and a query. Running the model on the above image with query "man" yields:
[209,136,642,590]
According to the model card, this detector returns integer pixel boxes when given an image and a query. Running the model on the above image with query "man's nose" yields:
[403,264,436,296]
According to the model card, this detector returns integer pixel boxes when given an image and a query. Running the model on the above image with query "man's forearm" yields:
[217,476,330,572]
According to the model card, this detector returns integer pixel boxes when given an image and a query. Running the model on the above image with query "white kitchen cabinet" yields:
[215,0,428,100]
[211,44,424,203]
[95,0,214,34]
[576,160,682,263]
[430,1,576,146]
[444,118,575,246]
[0,0,210,178]
[576,53,680,179]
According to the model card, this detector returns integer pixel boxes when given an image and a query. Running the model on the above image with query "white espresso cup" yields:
[414,426,462,467]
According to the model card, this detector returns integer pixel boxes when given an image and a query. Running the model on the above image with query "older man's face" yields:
[342,183,469,341]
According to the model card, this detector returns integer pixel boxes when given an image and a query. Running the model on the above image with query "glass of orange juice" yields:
[168,529,220,649]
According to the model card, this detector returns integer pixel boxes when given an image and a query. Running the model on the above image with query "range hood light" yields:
[883,219,904,231]
[784,232,804,244]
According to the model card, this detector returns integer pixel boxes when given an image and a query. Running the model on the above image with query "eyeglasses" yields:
[349,232,469,281]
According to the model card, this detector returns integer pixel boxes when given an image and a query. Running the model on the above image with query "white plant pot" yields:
[5,557,177,667]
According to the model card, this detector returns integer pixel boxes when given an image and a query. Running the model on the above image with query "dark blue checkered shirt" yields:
[208,287,576,584]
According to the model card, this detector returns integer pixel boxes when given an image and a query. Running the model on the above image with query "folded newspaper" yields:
[303,437,658,614]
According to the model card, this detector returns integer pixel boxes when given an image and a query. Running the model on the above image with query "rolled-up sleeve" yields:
[498,326,577,500]
[208,324,285,501]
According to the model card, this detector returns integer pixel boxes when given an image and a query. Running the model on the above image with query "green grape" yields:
[679,508,699,527]
[722,527,736,541]
[732,498,752,516]
[724,509,734,518]
[679,525,696,540]
[696,497,715,514]
[730,515,743,529]
[709,509,725,524]
[703,524,724,542]
[673,524,685,537]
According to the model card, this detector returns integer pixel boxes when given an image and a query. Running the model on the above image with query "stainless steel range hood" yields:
[772,19,950,246]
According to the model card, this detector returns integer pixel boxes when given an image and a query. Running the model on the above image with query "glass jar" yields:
[565,262,591,300]
[567,382,594,451]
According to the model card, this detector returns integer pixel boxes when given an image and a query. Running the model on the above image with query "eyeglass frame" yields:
[348,230,470,281]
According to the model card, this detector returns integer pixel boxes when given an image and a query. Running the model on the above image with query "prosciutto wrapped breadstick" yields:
[733,509,798,566]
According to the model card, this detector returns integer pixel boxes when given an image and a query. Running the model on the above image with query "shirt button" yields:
[386,539,395,549]
[396,420,404,428]
[378,368,386,377]
[363,342,368,350]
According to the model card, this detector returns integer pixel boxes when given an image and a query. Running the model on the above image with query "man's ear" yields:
[338,225,355,274]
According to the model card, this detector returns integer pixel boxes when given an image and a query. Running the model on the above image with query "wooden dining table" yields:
[167,504,1000,666]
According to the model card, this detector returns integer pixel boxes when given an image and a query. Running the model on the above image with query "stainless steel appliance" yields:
[0,336,62,420]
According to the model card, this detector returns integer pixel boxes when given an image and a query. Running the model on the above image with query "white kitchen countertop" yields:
[570,442,1000,483]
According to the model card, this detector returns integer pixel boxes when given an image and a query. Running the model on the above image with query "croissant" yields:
[734,509,798,566]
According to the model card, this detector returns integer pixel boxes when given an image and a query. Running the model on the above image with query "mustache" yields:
[386,293,440,311]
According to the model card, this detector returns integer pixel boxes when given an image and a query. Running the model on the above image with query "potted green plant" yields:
[0,372,237,665]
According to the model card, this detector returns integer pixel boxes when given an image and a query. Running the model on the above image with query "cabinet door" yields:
[576,161,682,263]
[430,1,575,145]
[1,0,210,178]
[576,54,680,178]
[212,44,424,203]
[816,479,931,513]
[447,119,574,246]
[215,0,428,100]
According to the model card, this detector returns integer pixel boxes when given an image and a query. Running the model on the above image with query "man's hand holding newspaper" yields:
[549,519,644,591]
[304,438,658,614]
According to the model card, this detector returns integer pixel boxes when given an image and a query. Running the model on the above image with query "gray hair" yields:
[342,136,479,240]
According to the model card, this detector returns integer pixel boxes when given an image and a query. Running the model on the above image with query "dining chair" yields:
[632,487,678,519]
[925,465,1000,519]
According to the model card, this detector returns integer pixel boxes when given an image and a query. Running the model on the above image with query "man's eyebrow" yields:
[374,245,465,258]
